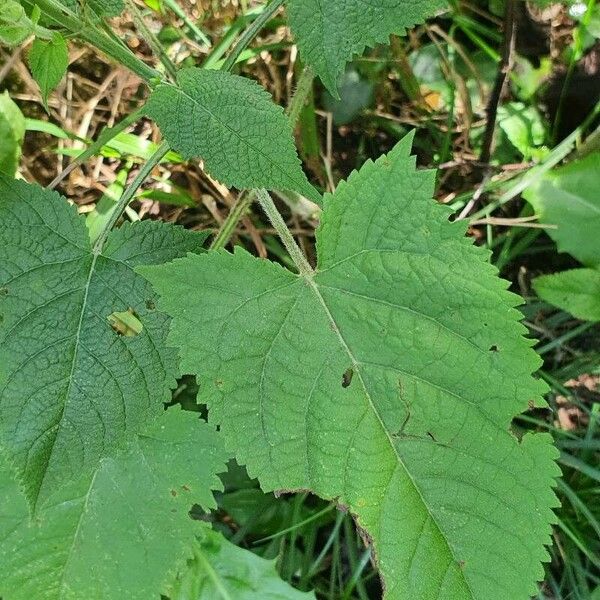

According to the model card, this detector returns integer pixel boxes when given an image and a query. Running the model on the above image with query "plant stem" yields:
[286,66,314,124]
[221,0,285,72]
[124,0,178,81]
[480,0,516,164]
[49,107,145,189]
[34,0,159,82]
[210,190,255,250]
[255,189,313,276]
[163,0,211,47]
[92,141,170,253]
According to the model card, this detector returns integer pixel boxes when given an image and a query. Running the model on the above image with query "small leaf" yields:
[0,409,230,600]
[168,527,315,599]
[287,0,444,94]
[523,152,600,267]
[0,1,34,47]
[0,92,25,176]
[29,33,69,109]
[142,134,560,599]
[146,68,320,203]
[0,176,208,511]
[534,268,600,322]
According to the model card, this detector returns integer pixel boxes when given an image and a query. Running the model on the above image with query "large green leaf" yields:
[0,408,229,599]
[287,0,444,94]
[168,526,315,599]
[142,135,560,599]
[0,92,25,176]
[146,68,320,203]
[534,268,600,322]
[0,177,207,511]
[523,152,600,267]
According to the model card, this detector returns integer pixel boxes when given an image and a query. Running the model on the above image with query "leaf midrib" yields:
[171,83,314,198]
[303,272,475,598]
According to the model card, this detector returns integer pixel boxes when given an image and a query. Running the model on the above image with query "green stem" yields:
[124,0,178,80]
[286,66,314,124]
[34,0,159,82]
[221,0,285,72]
[163,0,211,47]
[255,189,313,276]
[209,190,255,250]
[212,66,313,251]
[92,141,170,253]
[49,107,145,190]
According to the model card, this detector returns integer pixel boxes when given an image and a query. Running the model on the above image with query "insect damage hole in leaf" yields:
[141,133,560,600]
[108,308,143,336]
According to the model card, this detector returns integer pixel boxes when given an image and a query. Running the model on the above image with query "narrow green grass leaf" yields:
[0,92,25,176]
[142,134,560,599]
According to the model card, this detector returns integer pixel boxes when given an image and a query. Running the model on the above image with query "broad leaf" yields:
[523,152,600,267]
[0,408,229,600]
[0,177,207,511]
[142,135,560,599]
[146,68,321,203]
[29,33,69,109]
[287,0,444,94]
[534,268,600,322]
[168,526,315,599]
[0,91,25,176]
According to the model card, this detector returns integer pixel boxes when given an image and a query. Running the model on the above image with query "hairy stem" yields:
[93,142,170,253]
[286,66,314,124]
[221,0,286,72]
[256,189,313,276]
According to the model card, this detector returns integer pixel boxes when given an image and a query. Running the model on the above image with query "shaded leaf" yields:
[0,177,207,511]
[142,134,560,599]
[523,152,600,267]
[168,526,315,599]
[287,0,444,94]
[534,268,600,322]
[0,409,229,600]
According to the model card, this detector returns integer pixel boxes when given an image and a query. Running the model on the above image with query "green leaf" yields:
[0,92,25,176]
[0,177,207,511]
[142,134,560,599]
[287,0,444,94]
[29,33,69,109]
[146,68,320,203]
[0,1,34,47]
[534,268,600,322]
[523,152,600,267]
[59,0,124,18]
[0,408,229,600]
[168,527,315,599]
